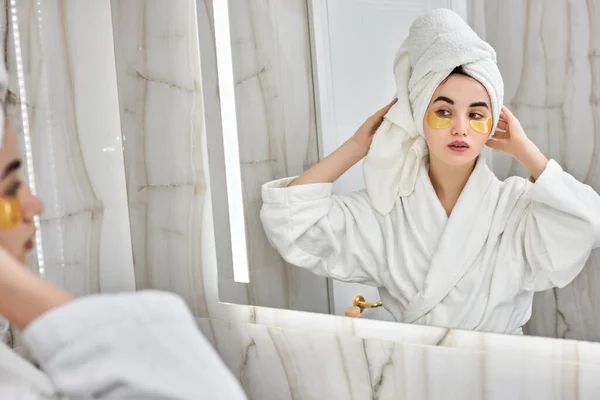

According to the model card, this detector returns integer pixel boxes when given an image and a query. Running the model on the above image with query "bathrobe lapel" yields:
[402,157,499,323]
[0,341,54,395]
[402,159,448,261]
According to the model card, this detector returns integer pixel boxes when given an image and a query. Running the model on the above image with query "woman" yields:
[0,100,246,396]
[260,9,600,334]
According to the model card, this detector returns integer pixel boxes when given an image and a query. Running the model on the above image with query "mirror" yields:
[200,0,600,341]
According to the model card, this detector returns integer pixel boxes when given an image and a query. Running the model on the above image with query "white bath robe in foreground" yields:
[0,291,247,399]
[260,158,600,334]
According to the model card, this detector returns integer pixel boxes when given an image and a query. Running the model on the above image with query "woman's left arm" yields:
[491,106,600,290]
[486,105,548,180]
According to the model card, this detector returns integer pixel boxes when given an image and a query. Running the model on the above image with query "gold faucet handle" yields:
[353,295,382,313]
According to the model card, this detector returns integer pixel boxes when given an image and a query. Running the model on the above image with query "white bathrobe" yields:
[0,291,247,399]
[260,157,600,334]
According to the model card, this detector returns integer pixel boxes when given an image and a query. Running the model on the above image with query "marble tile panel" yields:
[474,0,600,341]
[197,0,330,313]
[4,0,135,294]
[110,0,208,314]
[199,316,600,400]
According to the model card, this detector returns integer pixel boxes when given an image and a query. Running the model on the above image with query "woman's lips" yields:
[448,140,470,152]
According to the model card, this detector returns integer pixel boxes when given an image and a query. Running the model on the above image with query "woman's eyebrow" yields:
[433,96,454,104]
[1,159,21,179]
[470,102,489,109]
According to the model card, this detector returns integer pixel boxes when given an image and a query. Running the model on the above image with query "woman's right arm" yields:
[261,100,397,285]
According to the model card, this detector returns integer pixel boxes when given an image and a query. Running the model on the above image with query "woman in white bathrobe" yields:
[260,9,600,335]
[0,101,247,396]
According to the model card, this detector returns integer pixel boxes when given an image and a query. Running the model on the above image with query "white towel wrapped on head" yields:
[363,8,504,215]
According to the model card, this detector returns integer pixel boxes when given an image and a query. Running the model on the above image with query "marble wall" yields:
[199,0,330,313]
[2,0,135,294]
[110,0,327,316]
[470,0,600,341]
[110,0,211,316]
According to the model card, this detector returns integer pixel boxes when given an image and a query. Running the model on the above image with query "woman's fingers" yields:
[375,98,397,118]
[491,129,510,139]
[500,105,517,121]
[496,119,508,131]
[486,138,507,152]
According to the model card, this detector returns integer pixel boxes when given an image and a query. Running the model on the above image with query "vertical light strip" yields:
[10,0,45,275]
[33,1,65,269]
[212,1,249,283]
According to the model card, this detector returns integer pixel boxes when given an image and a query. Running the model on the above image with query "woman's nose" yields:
[20,186,43,222]
[452,117,469,136]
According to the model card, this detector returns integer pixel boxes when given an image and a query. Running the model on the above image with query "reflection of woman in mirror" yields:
[260,9,600,335]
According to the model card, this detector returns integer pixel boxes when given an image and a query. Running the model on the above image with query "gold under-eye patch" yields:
[427,110,492,135]
[426,110,452,129]
[0,196,22,229]
[469,117,492,134]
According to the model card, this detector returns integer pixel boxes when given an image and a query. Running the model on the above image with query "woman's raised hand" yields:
[349,98,397,158]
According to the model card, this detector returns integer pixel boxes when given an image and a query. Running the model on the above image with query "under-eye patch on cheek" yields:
[469,117,492,134]
[0,196,21,229]
[426,110,452,129]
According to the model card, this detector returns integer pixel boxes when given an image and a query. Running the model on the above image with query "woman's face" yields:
[423,73,493,167]
[0,122,43,262]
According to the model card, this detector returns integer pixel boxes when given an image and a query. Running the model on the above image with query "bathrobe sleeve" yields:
[21,291,247,400]
[510,160,600,291]
[260,177,386,285]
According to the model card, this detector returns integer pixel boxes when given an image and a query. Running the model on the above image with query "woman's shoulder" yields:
[332,189,394,220]
[495,174,533,209]
[332,189,376,208]
[499,174,532,189]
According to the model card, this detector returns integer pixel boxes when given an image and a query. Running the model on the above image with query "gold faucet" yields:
[353,295,382,313]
